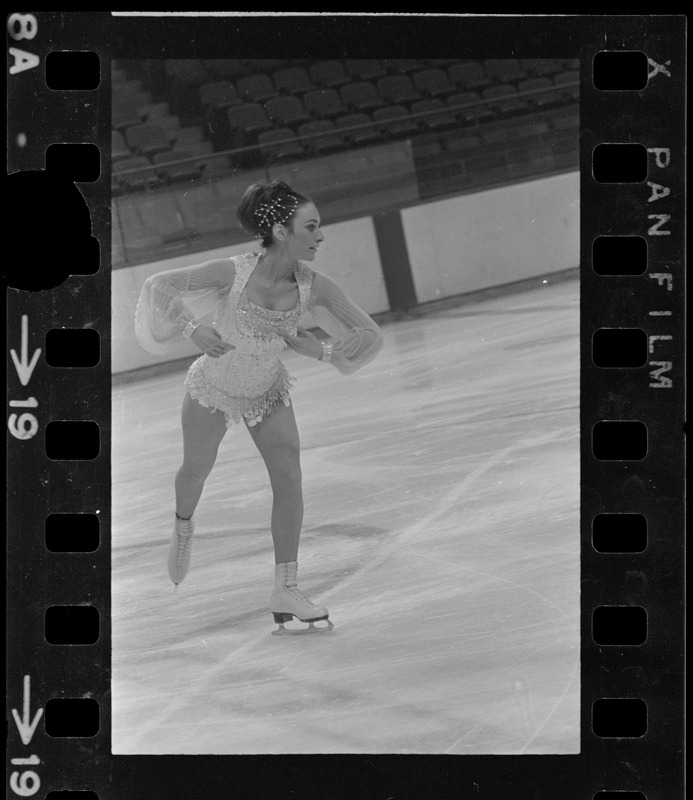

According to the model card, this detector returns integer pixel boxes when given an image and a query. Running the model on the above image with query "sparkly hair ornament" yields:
[252,194,301,237]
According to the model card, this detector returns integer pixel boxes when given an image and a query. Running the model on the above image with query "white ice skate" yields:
[167,514,194,585]
[270,561,334,635]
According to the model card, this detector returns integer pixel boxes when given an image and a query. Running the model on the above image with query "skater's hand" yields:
[191,325,235,358]
[281,327,324,360]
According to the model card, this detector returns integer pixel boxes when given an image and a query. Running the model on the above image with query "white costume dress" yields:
[135,252,383,426]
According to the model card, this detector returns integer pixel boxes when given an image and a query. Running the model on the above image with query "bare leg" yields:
[175,393,228,519]
[245,400,303,564]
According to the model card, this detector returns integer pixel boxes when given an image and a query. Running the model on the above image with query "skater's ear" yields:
[272,222,289,242]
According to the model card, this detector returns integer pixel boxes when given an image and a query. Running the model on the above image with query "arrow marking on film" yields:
[12,675,43,746]
[10,315,41,387]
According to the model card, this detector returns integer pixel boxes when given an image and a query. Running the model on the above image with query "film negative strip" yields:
[5,13,685,799]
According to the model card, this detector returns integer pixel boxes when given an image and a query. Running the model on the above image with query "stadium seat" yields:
[303,88,348,119]
[153,150,204,183]
[165,59,207,80]
[481,84,529,114]
[137,101,171,121]
[184,139,214,156]
[199,153,233,178]
[377,75,422,105]
[410,99,457,131]
[426,59,460,68]
[140,60,169,98]
[226,103,274,137]
[446,92,495,123]
[243,59,283,73]
[112,178,125,200]
[114,156,161,191]
[199,81,240,109]
[483,59,527,83]
[383,59,423,75]
[518,78,562,107]
[152,115,181,141]
[112,129,132,161]
[297,120,346,155]
[258,128,307,163]
[236,73,277,103]
[413,68,456,98]
[113,101,144,131]
[265,96,311,127]
[340,81,386,112]
[334,113,381,146]
[344,59,387,81]
[520,59,561,77]
[114,78,144,96]
[309,61,351,88]
[171,126,205,149]
[558,59,580,70]
[203,59,246,79]
[273,66,316,95]
[447,62,492,90]
[125,123,172,156]
[553,71,580,100]
[372,105,419,137]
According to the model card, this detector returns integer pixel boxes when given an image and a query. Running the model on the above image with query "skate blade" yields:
[272,619,334,636]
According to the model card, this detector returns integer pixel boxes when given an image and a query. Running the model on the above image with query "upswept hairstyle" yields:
[236,180,310,249]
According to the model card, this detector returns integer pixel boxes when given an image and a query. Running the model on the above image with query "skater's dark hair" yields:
[237,181,311,249]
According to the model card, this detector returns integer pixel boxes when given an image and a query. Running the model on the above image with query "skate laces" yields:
[284,584,318,610]
[173,521,193,565]
[174,532,192,556]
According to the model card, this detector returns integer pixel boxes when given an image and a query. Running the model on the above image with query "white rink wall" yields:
[112,171,578,375]
[402,171,579,302]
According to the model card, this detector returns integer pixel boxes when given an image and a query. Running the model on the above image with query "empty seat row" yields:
[188,61,578,112]
[192,67,578,125]
[144,57,575,94]
[217,77,576,146]
[113,150,231,193]
[113,124,209,162]
[116,57,578,140]
[116,86,578,178]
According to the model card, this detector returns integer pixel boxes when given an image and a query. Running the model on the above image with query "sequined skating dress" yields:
[135,252,383,426]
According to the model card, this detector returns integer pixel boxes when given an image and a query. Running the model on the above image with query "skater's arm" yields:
[307,271,383,375]
[135,257,236,354]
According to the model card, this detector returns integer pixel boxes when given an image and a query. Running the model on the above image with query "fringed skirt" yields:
[184,354,294,427]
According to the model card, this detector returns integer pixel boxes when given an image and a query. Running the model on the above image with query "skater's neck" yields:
[256,249,297,285]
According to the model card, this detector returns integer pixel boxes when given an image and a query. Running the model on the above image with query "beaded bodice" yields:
[236,290,302,343]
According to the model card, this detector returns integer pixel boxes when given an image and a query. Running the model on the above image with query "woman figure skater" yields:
[135,181,383,635]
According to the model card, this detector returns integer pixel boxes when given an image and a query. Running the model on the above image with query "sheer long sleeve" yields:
[307,271,384,375]
[134,257,236,354]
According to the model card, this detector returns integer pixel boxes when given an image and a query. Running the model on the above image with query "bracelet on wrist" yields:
[320,341,333,362]
[181,319,200,340]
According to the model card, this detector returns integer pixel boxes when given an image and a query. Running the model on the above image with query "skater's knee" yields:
[178,456,216,485]
[264,443,302,487]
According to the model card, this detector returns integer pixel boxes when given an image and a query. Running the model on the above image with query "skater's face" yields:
[281,202,324,261]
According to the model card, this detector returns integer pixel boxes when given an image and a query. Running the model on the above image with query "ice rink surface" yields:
[112,278,580,754]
